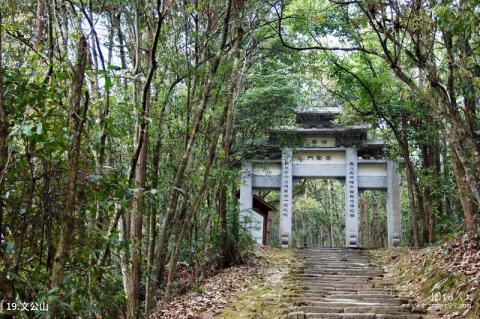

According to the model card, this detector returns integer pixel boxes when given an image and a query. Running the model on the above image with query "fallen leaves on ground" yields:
[371,234,480,319]
[150,250,267,319]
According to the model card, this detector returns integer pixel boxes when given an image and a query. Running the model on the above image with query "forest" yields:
[1,0,479,318]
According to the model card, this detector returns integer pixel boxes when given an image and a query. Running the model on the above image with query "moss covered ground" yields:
[217,248,300,319]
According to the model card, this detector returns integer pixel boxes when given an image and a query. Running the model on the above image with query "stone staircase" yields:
[285,248,426,319]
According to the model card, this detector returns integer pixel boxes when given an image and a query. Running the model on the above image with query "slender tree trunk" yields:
[144,81,178,315]
[117,204,130,301]
[127,133,148,319]
[112,12,127,89]
[460,35,480,153]
[0,14,7,247]
[144,145,161,316]
[218,4,244,266]
[125,2,169,315]
[421,143,434,243]
[398,137,420,247]
[35,0,46,48]
[319,228,323,247]
[48,35,88,312]
[430,33,480,203]
[450,144,476,235]
[96,12,114,177]
[165,130,220,297]
[440,140,452,222]
[149,0,233,309]
[127,19,153,315]
[96,204,122,268]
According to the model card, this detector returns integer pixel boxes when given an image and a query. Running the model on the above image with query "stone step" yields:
[295,279,373,285]
[296,301,411,309]
[293,274,375,279]
[289,304,416,314]
[293,273,383,278]
[294,272,380,277]
[295,279,384,284]
[300,283,391,290]
[297,297,408,306]
[286,312,424,319]
[285,248,424,319]
[301,287,397,294]
[292,272,382,276]
[297,264,374,266]
[285,292,404,300]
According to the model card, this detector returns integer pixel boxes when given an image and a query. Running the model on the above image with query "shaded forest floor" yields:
[151,248,298,319]
[370,234,480,319]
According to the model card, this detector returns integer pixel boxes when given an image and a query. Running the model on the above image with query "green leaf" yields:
[23,124,33,137]
[47,287,60,295]
[36,122,43,135]
[105,75,112,91]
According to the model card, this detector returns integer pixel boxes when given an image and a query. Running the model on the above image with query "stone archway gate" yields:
[239,107,401,248]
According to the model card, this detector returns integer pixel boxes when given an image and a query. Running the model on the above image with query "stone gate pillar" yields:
[345,148,359,247]
[387,160,401,246]
[279,148,293,248]
[239,161,253,229]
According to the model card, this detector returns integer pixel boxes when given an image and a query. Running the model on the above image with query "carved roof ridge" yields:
[295,106,343,114]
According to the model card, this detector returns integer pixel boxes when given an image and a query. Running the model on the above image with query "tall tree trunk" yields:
[126,1,169,314]
[450,144,476,235]
[165,129,220,297]
[421,143,434,243]
[218,3,244,267]
[432,31,480,203]
[149,0,233,310]
[0,14,7,248]
[127,129,148,319]
[112,11,127,89]
[96,204,122,268]
[35,0,46,48]
[96,12,114,177]
[48,35,88,312]
[460,35,480,154]
[144,79,179,315]
[118,204,130,302]
[127,9,158,315]
[441,140,453,223]
[398,137,420,247]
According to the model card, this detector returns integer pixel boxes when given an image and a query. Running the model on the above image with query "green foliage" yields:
[293,180,346,247]
[279,0,478,246]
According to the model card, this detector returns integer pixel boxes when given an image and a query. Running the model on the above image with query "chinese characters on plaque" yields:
[348,161,356,219]
[282,153,291,219]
